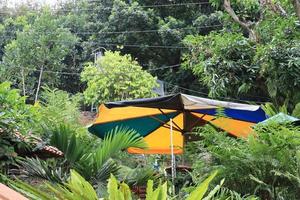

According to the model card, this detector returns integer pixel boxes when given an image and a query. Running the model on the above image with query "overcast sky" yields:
[6,0,67,7]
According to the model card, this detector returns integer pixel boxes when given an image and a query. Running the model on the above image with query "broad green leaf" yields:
[186,170,218,200]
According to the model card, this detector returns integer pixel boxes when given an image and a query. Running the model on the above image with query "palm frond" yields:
[82,127,147,179]
[49,124,92,165]
[19,157,68,183]
[119,166,159,187]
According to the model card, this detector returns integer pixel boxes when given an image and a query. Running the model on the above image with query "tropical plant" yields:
[19,157,69,183]
[36,87,84,134]
[10,170,98,200]
[119,166,159,187]
[25,124,147,183]
[0,81,37,174]
[0,81,38,133]
[189,123,300,199]
[262,102,300,118]
[9,169,222,200]
[107,174,132,200]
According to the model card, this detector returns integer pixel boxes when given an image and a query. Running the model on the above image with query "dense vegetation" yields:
[0,0,298,109]
[0,0,300,199]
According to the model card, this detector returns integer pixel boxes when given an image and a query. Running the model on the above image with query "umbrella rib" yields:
[185,112,208,131]
[158,109,183,132]
[149,115,182,132]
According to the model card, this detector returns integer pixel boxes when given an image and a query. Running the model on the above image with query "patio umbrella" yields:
[88,93,267,154]
[257,112,299,125]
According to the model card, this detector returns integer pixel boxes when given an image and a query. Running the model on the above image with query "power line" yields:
[93,43,188,49]
[12,63,181,76]
[11,66,269,104]
[87,1,210,9]
[5,40,189,49]
[0,37,190,49]
[148,64,181,71]
[0,24,222,36]
[164,82,269,104]
[0,2,212,15]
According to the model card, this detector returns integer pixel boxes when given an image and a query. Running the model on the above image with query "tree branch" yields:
[223,0,258,41]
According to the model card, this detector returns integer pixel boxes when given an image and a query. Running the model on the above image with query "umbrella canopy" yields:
[257,112,299,125]
[88,93,267,154]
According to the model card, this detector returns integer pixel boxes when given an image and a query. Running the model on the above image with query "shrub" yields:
[189,123,300,199]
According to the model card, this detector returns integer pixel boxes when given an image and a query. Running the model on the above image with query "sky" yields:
[5,0,67,8]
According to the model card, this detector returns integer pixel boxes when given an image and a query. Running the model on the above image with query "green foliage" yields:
[183,32,258,97]
[11,169,98,200]
[261,102,288,117]
[190,124,300,199]
[0,15,28,60]
[119,166,159,187]
[81,51,158,104]
[186,170,218,200]
[262,102,300,118]
[44,124,147,181]
[0,81,36,173]
[19,157,69,183]
[82,127,148,179]
[184,0,300,108]
[108,174,132,200]
[35,87,86,137]
[49,124,91,167]
[292,103,300,118]
[145,180,167,200]
[1,9,78,99]
[261,41,300,105]
[0,81,38,132]
[11,165,223,200]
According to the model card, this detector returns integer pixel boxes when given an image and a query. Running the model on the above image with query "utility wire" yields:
[11,66,269,104]
[0,2,211,15]
[13,63,181,75]
[0,24,222,36]
[164,82,270,104]
[0,38,190,49]
[86,1,210,8]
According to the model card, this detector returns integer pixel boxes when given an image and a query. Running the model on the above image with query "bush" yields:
[189,123,300,199]
[0,82,38,133]
[0,82,37,174]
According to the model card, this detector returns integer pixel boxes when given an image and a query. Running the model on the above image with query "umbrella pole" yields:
[170,118,176,195]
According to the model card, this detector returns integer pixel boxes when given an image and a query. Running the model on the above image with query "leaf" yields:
[186,170,218,200]
[119,182,132,200]
[146,180,154,200]
[108,174,123,200]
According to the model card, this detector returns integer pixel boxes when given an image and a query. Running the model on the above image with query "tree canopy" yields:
[0,0,299,109]
[81,51,158,104]
[1,9,78,101]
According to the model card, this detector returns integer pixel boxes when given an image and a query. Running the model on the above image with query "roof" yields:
[0,183,28,200]
[0,129,63,158]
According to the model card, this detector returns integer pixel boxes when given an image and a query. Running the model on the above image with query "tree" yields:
[183,0,300,107]
[71,0,220,94]
[81,51,158,105]
[1,9,78,101]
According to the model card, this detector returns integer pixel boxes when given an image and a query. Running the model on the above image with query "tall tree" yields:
[1,9,78,101]
[183,0,300,108]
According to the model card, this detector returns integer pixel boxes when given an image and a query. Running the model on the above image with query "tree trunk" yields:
[293,0,300,21]
[35,66,44,103]
[21,67,26,97]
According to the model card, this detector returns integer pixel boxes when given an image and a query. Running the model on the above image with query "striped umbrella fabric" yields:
[88,93,267,154]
